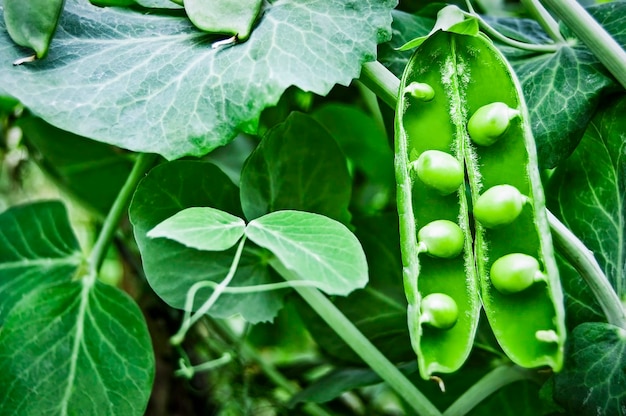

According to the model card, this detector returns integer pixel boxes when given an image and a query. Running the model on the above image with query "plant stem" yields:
[442,365,535,416]
[87,153,157,283]
[540,0,626,90]
[210,318,334,416]
[520,0,565,43]
[171,237,247,345]
[270,258,442,416]
[360,62,400,110]
[548,211,626,329]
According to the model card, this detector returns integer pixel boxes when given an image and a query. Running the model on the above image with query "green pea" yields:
[405,82,435,101]
[3,0,65,59]
[417,220,464,258]
[420,293,459,330]
[467,102,520,146]
[490,253,545,294]
[473,184,527,228]
[412,150,464,195]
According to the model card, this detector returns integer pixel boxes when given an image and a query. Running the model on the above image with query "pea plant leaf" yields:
[378,4,625,168]
[547,95,626,300]
[0,281,154,416]
[552,322,626,415]
[148,207,246,251]
[311,104,395,212]
[0,0,395,160]
[240,112,352,225]
[129,160,287,323]
[18,117,133,216]
[0,201,82,323]
[245,210,368,296]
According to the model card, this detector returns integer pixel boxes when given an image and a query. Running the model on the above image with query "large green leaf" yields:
[239,112,352,225]
[0,281,154,415]
[553,322,626,415]
[0,0,395,159]
[129,160,286,323]
[312,104,395,212]
[547,95,626,300]
[18,116,134,216]
[0,201,82,323]
[245,210,368,296]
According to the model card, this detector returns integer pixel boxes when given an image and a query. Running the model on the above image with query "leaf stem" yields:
[442,365,536,416]
[547,211,626,329]
[463,4,561,53]
[520,0,565,43]
[270,258,442,416]
[171,236,247,345]
[87,153,157,283]
[209,318,335,416]
[540,0,626,90]
[359,62,400,110]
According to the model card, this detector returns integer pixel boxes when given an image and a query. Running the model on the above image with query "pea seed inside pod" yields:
[473,184,527,228]
[412,150,464,195]
[417,219,464,258]
[467,102,520,146]
[404,82,435,101]
[490,253,546,294]
[420,293,459,330]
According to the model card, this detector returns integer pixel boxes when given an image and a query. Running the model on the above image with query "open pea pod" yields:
[395,9,565,379]
[3,0,65,59]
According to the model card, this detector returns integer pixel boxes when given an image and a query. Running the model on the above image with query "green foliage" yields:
[0,0,625,414]
[0,0,395,159]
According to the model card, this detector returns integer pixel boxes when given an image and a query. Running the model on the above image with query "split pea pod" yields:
[395,24,565,378]
[462,32,565,370]
[395,31,480,379]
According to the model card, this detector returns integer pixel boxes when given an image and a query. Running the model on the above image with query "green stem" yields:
[87,153,157,283]
[520,0,565,43]
[360,62,400,109]
[210,319,334,416]
[175,352,232,379]
[171,236,247,345]
[540,0,626,90]
[270,258,442,416]
[548,211,626,330]
[463,7,561,53]
[442,365,535,416]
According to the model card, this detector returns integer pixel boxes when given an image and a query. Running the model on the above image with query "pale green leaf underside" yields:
[246,210,368,296]
[0,0,394,159]
[0,281,154,416]
[0,201,82,323]
[148,206,246,251]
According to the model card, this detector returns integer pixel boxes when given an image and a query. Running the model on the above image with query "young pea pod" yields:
[396,30,480,379]
[462,32,565,371]
[395,10,565,378]
[3,0,65,59]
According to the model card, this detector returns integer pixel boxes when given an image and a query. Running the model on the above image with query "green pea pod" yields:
[395,32,480,378]
[461,32,565,371]
[395,7,565,378]
[184,0,262,41]
[3,0,65,59]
